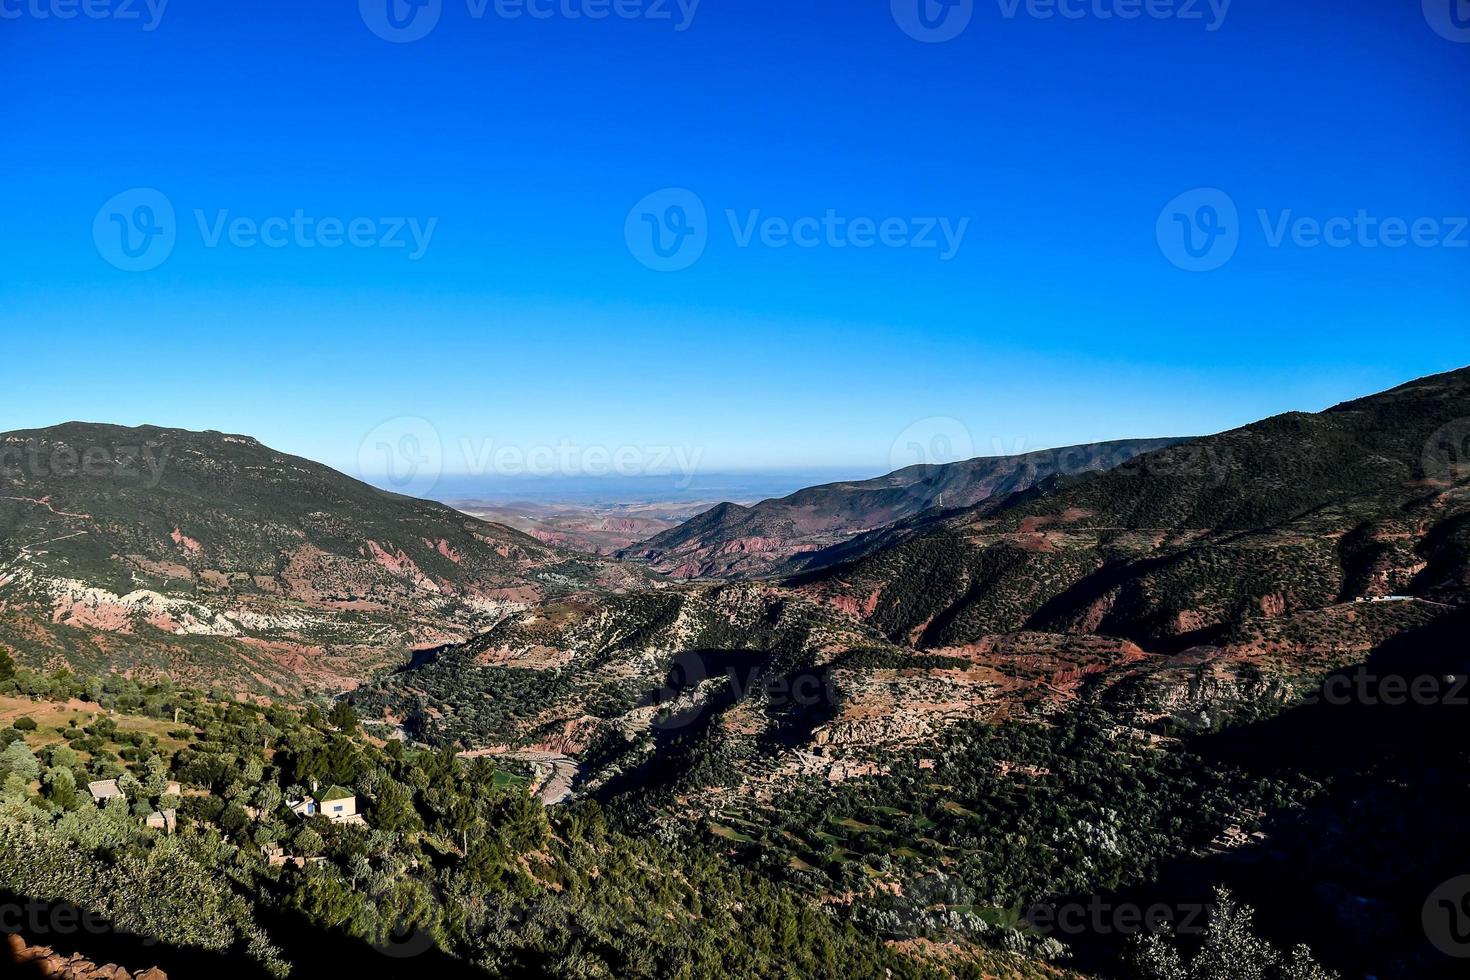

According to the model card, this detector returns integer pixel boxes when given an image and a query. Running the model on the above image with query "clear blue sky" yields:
[2,0,1466,485]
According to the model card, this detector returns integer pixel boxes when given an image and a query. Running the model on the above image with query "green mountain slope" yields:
[341,369,1470,979]
[621,439,1185,579]
[791,367,1470,651]
[0,423,649,692]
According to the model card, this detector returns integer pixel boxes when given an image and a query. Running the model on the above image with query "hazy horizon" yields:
[413,468,884,507]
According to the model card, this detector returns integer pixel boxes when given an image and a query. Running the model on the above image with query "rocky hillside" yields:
[791,367,1470,651]
[0,424,650,692]
[343,369,1470,979]
[357,367,1470,845]
[354,569,1171,773]
[621,438,1185,579]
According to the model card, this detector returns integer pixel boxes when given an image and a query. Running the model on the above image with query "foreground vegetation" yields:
[0,644,1360,980]
[0,649,929,979]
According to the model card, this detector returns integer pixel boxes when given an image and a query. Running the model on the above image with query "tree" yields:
[43,766,79,810]
[44,743,81,770]
[116,770,143,801]
[254,781,283,817]
[293,826,325,858]
[371,779,420,835]
[1278,946,1338,980]
[12,715,36,732]
[1129,888,1338,980]
[143,754,171,799]
[1131,931,1188,980]
[328,701,358,733]
[0,740,40,783]
[220,803,252,836]
[0,647,15,683]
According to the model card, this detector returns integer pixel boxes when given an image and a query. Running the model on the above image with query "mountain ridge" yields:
[0,422,651,692]
[620,437,1188,579]
[789,365,1470,651]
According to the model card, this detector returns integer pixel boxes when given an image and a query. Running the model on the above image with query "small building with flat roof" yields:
[319,785,364,825]
[87,779,123,805]
[143,809,177,833]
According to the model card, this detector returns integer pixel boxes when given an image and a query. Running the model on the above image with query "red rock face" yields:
[168,528,202,554]
[1259,592,1288,617]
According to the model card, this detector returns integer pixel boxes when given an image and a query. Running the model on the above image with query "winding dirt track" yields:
[457,747,579,805]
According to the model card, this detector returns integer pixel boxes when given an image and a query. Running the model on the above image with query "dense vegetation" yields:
[0,651,928,979]
[597,697,1329,965]
[2,644,1380,980]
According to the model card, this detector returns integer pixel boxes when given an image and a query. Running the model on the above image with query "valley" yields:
[445,498,716,556]
[2,367,1469,978]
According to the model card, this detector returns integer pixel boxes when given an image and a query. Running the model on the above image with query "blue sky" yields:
[2,0,1466,489]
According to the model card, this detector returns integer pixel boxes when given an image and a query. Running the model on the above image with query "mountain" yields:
[790,366,1470,652]
[0,423,650,692]
[11,371,1470,978]
[360,367,1470,775]
[620,438,1186,579]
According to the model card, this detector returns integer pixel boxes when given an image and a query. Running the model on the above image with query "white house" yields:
[319,785,367,826]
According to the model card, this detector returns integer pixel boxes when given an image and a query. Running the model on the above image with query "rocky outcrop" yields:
[3,933,166,980]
